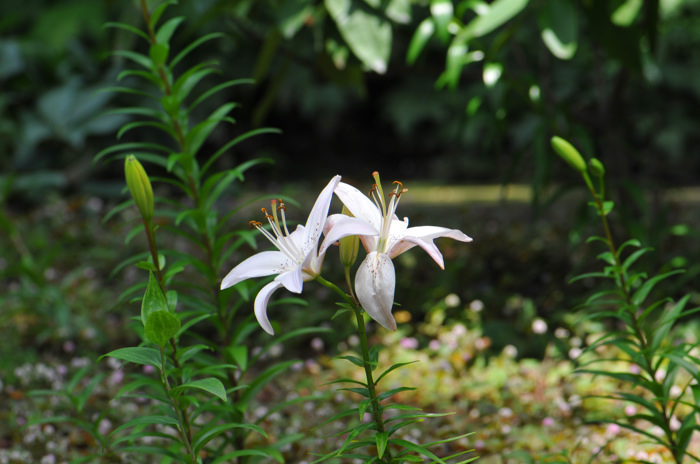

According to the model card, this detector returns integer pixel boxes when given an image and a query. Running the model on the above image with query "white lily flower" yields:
[334,172,473,331]
[221,175,376,335]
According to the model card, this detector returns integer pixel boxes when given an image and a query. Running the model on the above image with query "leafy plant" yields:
[220,171,477,462]
[552,136,700,463]
[95,1,320,461]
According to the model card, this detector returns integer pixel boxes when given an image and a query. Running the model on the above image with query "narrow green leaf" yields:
[170,32,225,69]
[377,386,416,401]
[376,361,419,385]
[632,270,684,306]
[192,422,266,454]
[376,432,388,458]
[112,49,152,69]
[185,103,237,157]
[407,18,435,64]
[390,438,447,463]
[171,377,227,403]
[148,0,177,31]
[103,22,150,41]
[99,347,162,368]
[155,16,185,44]
[337,354,364,368]
[108,415,180,437]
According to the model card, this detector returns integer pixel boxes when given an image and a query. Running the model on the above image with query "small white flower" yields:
[334,172,472,330]
[532,318,547,334]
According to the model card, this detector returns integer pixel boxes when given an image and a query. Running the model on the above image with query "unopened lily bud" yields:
[551,136,586,173]
[124,155,154,221]
[588,158,605,178]
[339,206,360,268]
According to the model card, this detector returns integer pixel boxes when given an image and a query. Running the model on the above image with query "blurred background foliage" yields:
[2,0,700,357]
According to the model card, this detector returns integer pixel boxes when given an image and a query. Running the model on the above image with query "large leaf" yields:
[141,272,170,326]
[325,0,391,74]
[457,0,529,43]
[145,311,181,346]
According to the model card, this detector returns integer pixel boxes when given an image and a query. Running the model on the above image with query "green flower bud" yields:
[339,206,360,268]
[124,155,154,221]
[588,158,606,178]
[551,136,587,173]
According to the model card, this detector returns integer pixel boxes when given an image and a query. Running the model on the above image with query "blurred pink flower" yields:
[606,423,621,436]
[399,337,419,349]
[110,370,125,384]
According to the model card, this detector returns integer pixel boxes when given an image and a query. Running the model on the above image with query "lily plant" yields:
[220,175,375,334]
[220,172,475,462]
[334,172,472,330]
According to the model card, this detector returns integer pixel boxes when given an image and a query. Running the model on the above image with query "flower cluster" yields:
[221,172,472,334]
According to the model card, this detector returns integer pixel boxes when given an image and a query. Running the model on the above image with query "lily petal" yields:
[334,182,383,231]
[303,175,341,250]
[355,251,397,331]
[254,280,284,335]
[319,214,379,257]
[277,266,304,293]
[387,226,472,269]
[221,251,292,290]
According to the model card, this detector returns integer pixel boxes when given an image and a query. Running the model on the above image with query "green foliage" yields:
[556,137,700,464]
[95,1,316,461]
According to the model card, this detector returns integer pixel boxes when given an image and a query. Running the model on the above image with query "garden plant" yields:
[4,1,700,463]
[550,136,700,464]
[91,0,478,462]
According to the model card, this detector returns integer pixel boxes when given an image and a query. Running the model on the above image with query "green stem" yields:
[142,217,194,444]
[314,275,392,461]
[585,174,680,462]
[354,306,392,462]
[143,218,166,295]
[160,346,197,463]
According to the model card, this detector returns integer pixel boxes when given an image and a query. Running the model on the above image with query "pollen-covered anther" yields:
[392,180,403,189]
[260,207,273,220]
[249,220,262,229]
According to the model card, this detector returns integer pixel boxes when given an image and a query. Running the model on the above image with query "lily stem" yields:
[314,274,392,461]
[354,306,393,462]
[584,173,680,462]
